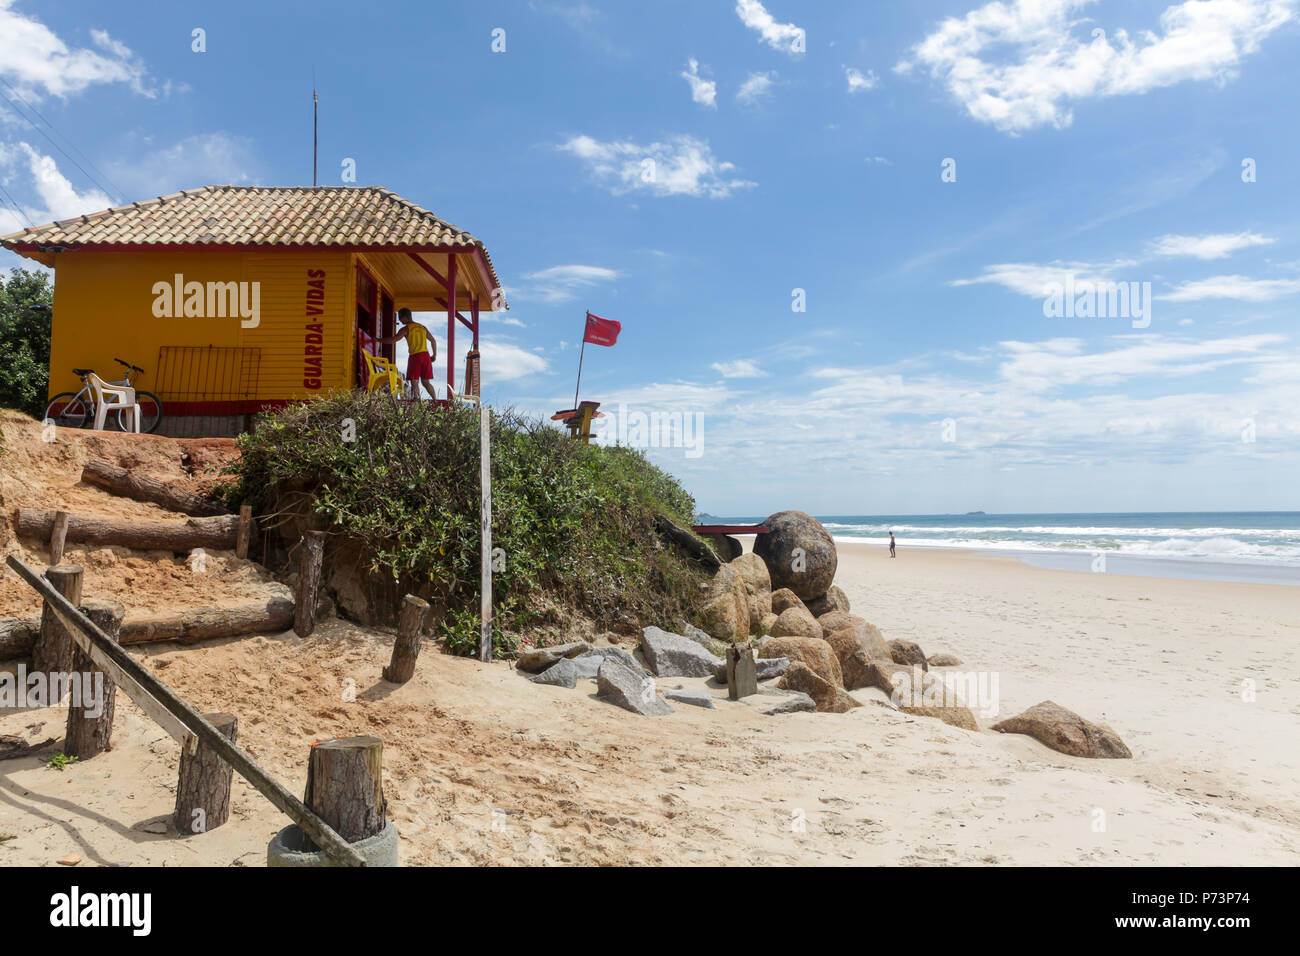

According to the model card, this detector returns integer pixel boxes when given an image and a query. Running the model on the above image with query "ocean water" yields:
[718,512,1300,586]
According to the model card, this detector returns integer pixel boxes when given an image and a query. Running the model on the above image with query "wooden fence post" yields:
[64,599,124,759]
[727,645,758,700]
[236,505,253,560]
[174,713,238,835]
[382,595,430,684]
[304,736,386,845]
[294,531,325,637]
[479,404,492,662]
[49,511,70,566]
[33,565,83,675]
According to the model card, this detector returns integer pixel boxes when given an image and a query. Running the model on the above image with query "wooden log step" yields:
[81,458,228,517]
[15,508,238,554]
[118,589,295,646]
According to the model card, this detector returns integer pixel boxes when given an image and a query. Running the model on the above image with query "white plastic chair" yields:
[87,372,140,432]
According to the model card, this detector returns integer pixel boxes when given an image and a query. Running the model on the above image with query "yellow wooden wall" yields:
[47,249,354,401]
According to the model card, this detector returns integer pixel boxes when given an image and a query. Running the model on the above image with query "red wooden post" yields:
[471,292,479,351]
[446,254,458,396]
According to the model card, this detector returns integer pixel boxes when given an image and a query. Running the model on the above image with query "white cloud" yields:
[681,58,717,108]
[845,66,879,93]
[511,263,619,304]
[901,0,1295,133]
[1161,275,1300,301]
[0,1,167,99]
[480,337,550,382]
[952,259,1136,297]
[736,71,776,105]
[558,134,756,198]
[0,142,111,235]
[1148,231,1275,259]
[735,0,805,54]
[996,333,1282,391]
[712,359,767,378]
[103,132,260,199]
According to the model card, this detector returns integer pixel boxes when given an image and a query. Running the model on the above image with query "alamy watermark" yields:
[589,403,704,459]
[1042,275,1151,329]
[152,273,260,328]
[888,665,1000,719]
[0,664,106,718]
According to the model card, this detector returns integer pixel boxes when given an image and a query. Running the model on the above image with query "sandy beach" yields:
[2,539,1297,867]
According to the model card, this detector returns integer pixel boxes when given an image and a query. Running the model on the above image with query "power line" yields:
[0,79,123,203]
[0,180,33,229]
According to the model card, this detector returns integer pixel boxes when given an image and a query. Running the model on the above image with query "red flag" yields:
[583,312,621,347]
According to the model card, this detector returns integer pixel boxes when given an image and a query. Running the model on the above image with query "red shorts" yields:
[406,351,433,380]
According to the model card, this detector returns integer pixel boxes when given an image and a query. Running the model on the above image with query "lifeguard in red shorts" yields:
[379,308,438,400]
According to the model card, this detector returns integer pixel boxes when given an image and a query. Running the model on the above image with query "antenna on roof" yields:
[312,85,319,187]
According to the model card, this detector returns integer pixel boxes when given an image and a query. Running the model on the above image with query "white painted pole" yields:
[478,403,492,663]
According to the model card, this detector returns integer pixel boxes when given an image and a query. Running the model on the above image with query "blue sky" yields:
[2,0,1298,514]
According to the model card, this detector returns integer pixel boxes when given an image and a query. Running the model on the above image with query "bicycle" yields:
[44,358,164,434]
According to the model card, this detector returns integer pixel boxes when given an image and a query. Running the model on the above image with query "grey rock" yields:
[571,646,643,679]
[517,641,591,673]
[663,688,715,709]
[761,690,817,714]
[680,623,730,658]
[530,658,579,688]
[640,626,723,678]
[596,659,674,716]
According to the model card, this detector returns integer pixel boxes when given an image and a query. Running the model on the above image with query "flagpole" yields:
[573,311,588,408]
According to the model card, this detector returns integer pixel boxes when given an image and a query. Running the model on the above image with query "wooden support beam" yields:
[80,459,228,517]
[34,565,82,675]
[3,555,365,866]
[304,736,386,845]
[236,505,253,560]
[382,595,429,684]
[64,599,124,760]
[479,404,492,663]
[174,713,237,835]
[16,508,238,553]
[406,251,451,290]
[49,511,70,565]
[294,531,325,637]
[446,254,458,394]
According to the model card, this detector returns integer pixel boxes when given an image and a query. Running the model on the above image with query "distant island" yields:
[966,511,986,515]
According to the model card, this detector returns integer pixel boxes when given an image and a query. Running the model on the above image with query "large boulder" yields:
[778,662,861,714]
[753,511,838,600]
[888,638,928,671]
[771,606,823,640]
[864,661,977,729]
[807,586,850,618]
[730,553,773,634]
[825,618,892,663]
[927,652,963,667]
[705,534,743,562]
[758,636,843,688]
[770,588,808,616]
[993,701,1132,758]
[821,629,875,690]
[596,659,674,716]
[663,687,715,709]
[759,612,779,635]
[680,623,731,658]
[700,563,750,642]
[901,704,979,731]
[760,688,817,715]
[640,626,723,678]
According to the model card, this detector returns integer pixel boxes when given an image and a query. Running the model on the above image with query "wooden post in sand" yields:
[727,644,758,700]
[303,736,386,845]
[294,531,325,637]
[64,599,124,759]
[173,713,238,834]
[33,565,83,675]
[235,505,253,560]
[382,595,430,684]
[478,404,493,663]
[48,511,70,566]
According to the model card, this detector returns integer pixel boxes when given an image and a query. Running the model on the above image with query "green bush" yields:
[0,268,54,420]
[224,392,707,654]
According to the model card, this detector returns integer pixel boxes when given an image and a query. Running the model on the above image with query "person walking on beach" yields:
[889,532,896,558]
[379,308,438,401]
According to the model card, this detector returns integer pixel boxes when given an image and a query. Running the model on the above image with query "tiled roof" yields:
[0,184,502,290]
